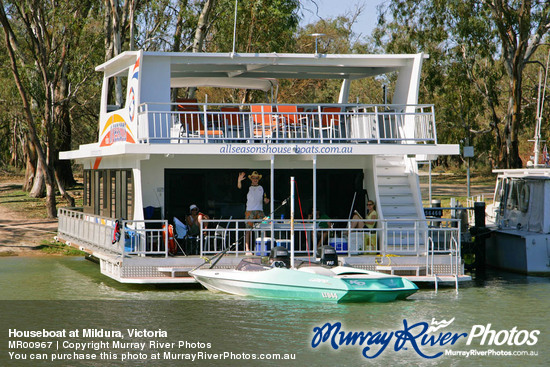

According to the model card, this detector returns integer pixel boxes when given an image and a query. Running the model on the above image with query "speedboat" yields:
[190,247,418,303]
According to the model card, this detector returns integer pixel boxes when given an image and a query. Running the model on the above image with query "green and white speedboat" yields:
[190,257,418,303]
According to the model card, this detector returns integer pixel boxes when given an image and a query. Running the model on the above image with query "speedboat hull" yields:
[190,266,418,303]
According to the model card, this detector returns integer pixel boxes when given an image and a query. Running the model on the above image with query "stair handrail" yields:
[426,235,435,276]
[450,235,459,277]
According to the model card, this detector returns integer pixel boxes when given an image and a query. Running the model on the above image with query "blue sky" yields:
[300,0,388,38]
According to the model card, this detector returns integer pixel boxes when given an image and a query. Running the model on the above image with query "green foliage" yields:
[209,0,300,53]
[374,0,550,168]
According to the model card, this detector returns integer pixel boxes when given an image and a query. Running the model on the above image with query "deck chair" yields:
[204,216,232,252]
[251,105,278,138]
[276,105,308,138]
[313,106,341,139]
[176,98,223,140]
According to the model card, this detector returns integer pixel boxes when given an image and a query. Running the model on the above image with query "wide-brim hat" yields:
[248,171,262,180]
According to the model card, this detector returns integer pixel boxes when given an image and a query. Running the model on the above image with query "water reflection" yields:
[1,257,549,366]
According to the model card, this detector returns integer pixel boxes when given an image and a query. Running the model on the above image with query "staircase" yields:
[374,155,426,252]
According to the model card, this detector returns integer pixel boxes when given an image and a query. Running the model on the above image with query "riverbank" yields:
[0,179,60,256]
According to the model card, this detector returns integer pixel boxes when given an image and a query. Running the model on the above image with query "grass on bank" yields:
[35,240,87,256]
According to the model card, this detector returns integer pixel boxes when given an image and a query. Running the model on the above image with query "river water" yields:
[0,256,549,367]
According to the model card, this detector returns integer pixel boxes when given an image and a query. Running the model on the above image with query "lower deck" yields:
[62,241,471,290]
[58,207,471,289]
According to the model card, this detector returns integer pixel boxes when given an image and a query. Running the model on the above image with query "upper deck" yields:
[60,51,459,160]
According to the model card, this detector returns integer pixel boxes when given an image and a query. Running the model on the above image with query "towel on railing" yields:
[173,217,187,239]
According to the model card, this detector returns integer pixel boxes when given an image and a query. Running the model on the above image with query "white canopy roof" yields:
[170,77,278,91]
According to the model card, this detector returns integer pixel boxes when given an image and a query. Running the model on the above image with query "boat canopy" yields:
[170,77,278,91]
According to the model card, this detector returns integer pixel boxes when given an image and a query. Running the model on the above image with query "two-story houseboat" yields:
[58,50,471,288]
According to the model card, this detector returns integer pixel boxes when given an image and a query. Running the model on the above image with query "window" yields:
[84,169,134,219]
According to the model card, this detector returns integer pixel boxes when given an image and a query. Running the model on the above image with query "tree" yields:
[0,0,101,217]
[375,0,550,168]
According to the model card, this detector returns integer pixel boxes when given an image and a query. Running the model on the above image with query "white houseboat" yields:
[486,168,550,275]
[58,50,471,288]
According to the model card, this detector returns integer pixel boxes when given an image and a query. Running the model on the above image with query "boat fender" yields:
[162,224,177,256]
[112,219,121,244]
[519,183,530,212]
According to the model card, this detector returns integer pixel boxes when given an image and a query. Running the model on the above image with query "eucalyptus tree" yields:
[375,0,550,168]
[192,0,300,103]
[0,0,102,217]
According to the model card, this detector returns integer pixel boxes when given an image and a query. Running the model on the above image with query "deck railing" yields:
[136,103,437,144]
[57,209,459,261]
[198,218,459,257]
[57,208,169,257]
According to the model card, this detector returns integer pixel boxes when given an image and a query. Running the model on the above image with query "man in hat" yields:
[237,171,270,253]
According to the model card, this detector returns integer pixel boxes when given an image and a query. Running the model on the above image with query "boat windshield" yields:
[235,258,271,272]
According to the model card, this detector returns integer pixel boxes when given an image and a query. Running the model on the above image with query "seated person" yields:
[350,209,365,229]
[348,202,378,252]
[185,204,209,254]
[308,209,331,249]
[364,201,378,251]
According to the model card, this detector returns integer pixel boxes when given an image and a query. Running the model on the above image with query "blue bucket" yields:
[255,237,272,256]
[329,238,348,254]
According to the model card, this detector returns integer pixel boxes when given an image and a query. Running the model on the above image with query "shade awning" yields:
[170,77,278,91]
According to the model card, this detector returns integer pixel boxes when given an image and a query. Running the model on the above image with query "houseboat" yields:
[57,50,471,288]
[485,168,550,275]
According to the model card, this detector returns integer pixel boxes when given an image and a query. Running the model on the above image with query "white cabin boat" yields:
[486,169,550,275]
[57,50,471,287]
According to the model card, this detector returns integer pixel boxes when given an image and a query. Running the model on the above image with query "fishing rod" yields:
[347,191,357,220]
[193,195,292,270]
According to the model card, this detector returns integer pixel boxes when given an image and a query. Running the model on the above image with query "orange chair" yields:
[177,98,223,139]
[251,105,278,138]
[277,105,309,138]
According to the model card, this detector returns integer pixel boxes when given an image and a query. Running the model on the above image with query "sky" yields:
[300,0,388,39]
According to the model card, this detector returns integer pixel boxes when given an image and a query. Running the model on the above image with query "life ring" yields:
[112,219,121,244]
[163,224,177,256]
[519,183,530,212]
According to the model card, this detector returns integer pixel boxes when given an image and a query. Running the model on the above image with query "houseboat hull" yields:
[485,169,550,275]
[486,230,550,275]
[190,266,418,303]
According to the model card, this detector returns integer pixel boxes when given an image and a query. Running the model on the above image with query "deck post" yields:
[312,156,317,256]
[271,155,275,236]
[290,176,295,268]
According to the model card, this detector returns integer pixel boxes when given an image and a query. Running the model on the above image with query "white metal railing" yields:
[198,218,459,258]
[426,223,462,277]
[58,208,118,254]
[57,208,169,257]
[136,103,437,144]
[57,209,460,262]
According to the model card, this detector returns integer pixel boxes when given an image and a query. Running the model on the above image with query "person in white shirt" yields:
[237,171,270,253]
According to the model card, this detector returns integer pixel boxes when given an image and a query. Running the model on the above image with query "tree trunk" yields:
[29,152,46,198]
[23,138,36,192]
[55,169,75,207]
[54,64,76,187]
[187,0,216,99]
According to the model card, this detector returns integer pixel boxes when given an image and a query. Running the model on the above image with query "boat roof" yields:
[96,51,429,81]
[493,168,550,179]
